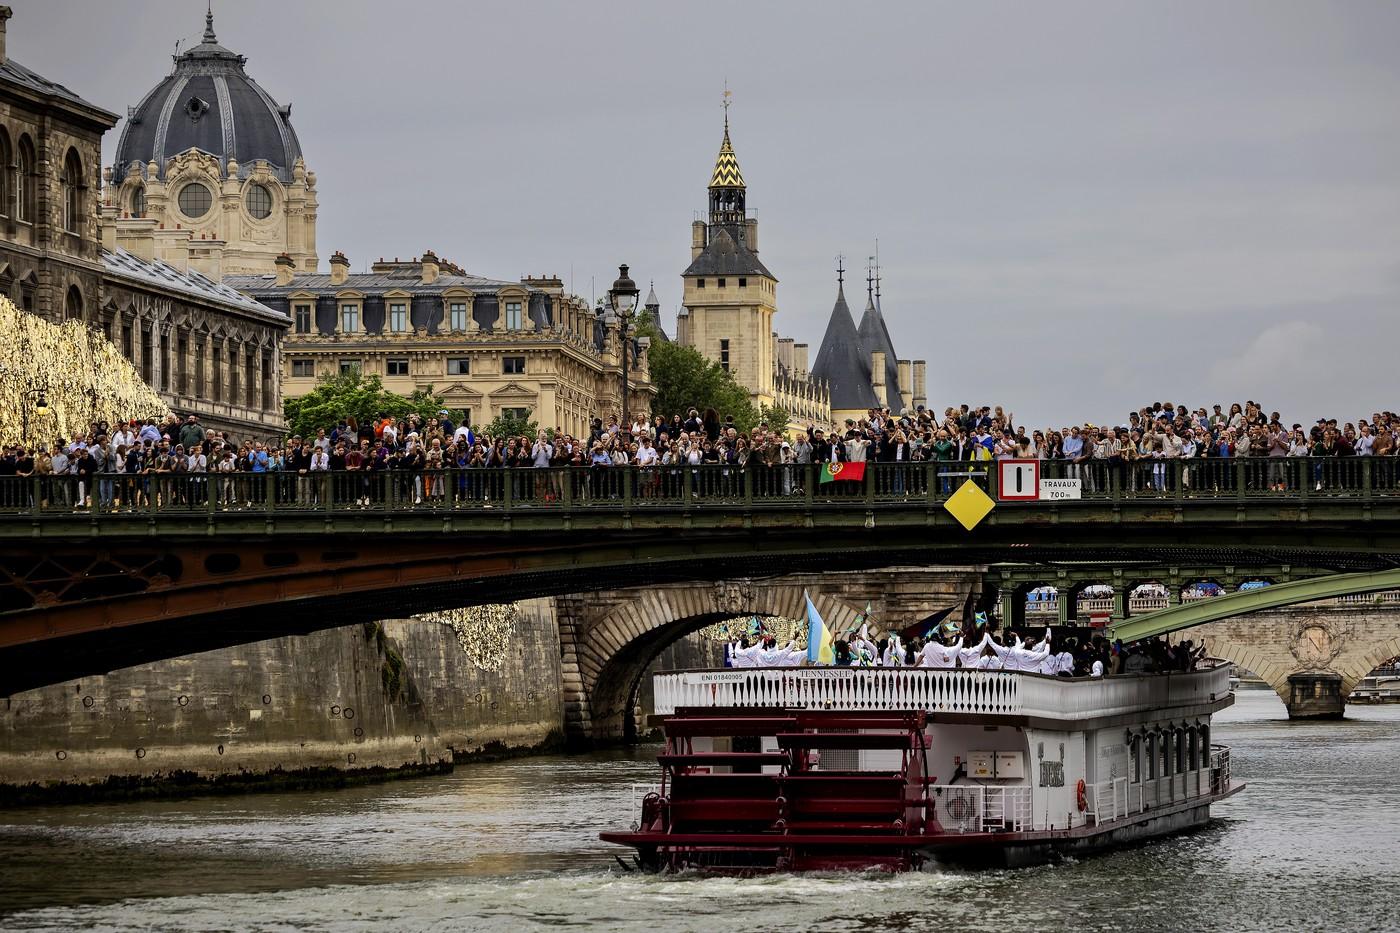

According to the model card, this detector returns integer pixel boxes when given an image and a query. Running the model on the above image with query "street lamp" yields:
[603,263,639,436]
[20,388,49,447]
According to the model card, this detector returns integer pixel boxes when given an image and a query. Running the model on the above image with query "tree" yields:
[758,403,792,434]
[282,369,442,439]
[483,409,539,441]
[635,311,758,432]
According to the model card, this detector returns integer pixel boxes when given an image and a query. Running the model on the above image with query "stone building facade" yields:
[0,8,289,437]
[230,252,654,437]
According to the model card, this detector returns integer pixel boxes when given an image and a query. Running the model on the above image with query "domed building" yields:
[105,10,317,277]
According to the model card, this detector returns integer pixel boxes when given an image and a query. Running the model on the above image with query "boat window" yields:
[1176,728,1187,773]
[1160,732,1171,777]
[1199,724,1211,769]
[1130,735,1141,784]
[1187,727,1198,771]
[1146,734,1157,779]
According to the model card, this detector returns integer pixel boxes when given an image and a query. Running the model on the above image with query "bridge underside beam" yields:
[1111,568,1400,641]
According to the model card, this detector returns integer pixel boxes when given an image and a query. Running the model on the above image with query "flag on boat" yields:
[819,461,866,483]
[898,605,960,642]
[805,592,835,665]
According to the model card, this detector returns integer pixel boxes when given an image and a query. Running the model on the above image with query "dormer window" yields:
[339,302,360,334]
[449,302,469,332]
[389,302,407,333]
[505,301,523,331]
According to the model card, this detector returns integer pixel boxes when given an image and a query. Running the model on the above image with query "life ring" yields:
[1076,779,1087,812]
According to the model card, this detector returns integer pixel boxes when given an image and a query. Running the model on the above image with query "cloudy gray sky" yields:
[18,0,1400,426]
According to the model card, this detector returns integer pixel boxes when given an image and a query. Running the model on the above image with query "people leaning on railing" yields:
[6,397,1399,511]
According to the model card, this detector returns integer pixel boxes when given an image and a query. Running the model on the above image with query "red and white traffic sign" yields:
[998,459,1040,500]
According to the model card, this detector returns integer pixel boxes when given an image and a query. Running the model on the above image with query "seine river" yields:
[0,690,1396,932]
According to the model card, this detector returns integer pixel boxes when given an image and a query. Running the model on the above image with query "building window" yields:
[696,278,705,289]
[130,185,145,218]
[62,149,84,234]
[339,359,361,374]
[177,334,189,393]
[15,135,34,224]
[718,278,726,288]
[449,302,469,332]
[386,357,409,376]
[64,286,83,322]
[719,338,730,372]
[339,303,360,333]
[505,301,523,331]
[738,277,747,288]
[446,357,470,376]
[195,339,205,396]
[291,359,315,377]
[245,183,273,219]
[177,182,213,219]
[228,345,240,403]
[0,129,10,218]
[293,304,312,334]
[502,356,525,375]
[122,323,133,360]
[502,407,529,421]
[160,332,171,391]
[389,303,408,333]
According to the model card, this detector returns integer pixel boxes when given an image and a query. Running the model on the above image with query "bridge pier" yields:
[1285,672,1346,720]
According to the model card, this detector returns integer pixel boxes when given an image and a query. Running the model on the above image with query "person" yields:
[989,629,1053,672]
[957,631,991,668]
[916,633,960,669]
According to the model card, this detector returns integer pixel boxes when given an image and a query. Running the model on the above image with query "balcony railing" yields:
[650,664,1232,720]
[2,457,1399,517]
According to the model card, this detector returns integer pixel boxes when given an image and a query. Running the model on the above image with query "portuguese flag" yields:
[820,461,866,483]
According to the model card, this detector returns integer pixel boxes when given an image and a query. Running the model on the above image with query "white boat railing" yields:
[926,784,1033,834]
[651,665,1233,720]
[1087,777,1131,823]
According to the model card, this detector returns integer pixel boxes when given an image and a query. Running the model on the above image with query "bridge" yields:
[3,459,1400,703]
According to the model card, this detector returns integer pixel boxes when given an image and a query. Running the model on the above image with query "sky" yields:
[16,0,1400,427]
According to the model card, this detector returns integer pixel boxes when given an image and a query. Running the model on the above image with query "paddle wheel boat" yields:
[601,661,1242,871]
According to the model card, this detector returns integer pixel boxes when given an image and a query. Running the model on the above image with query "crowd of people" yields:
[3,396,1396,509]
[727,626,1206,679]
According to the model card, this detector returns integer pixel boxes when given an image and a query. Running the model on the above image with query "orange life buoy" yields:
[1076,778,1087,812]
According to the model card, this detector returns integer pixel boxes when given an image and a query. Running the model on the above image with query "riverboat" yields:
[1349,674,1400,703]
[601,662,1242,871]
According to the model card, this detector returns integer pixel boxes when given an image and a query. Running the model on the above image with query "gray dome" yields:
[114,11,303,183]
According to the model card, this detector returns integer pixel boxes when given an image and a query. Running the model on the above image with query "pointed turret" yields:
[857,265,902,409]
[812,267,880,413]
[708,112,747,226]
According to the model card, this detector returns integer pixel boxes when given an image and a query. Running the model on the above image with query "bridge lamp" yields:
[20,388,50,446]
[606,263,640,436]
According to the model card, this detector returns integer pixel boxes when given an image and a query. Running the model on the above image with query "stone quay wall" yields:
[0,599,563,801]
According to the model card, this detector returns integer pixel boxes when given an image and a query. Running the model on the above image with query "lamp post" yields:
[603,263,639,436]
[20,387,49,447]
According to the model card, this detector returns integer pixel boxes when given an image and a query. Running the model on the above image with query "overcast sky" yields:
[18,0,1400,426]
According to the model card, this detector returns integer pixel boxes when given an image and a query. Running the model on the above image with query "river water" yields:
[0,689,1396,933]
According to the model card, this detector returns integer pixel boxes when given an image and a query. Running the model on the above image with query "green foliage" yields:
[635,312,758,432]
[483,409,539,441]
[283,369,442,439]
[758,403,792,434]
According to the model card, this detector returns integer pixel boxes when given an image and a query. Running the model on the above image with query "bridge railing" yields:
[1,457,1397,516]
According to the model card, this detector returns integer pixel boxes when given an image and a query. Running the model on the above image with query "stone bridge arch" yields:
[559,582,865,746]
[1180,607,1400,718]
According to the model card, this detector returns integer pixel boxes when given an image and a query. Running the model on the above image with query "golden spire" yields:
[710,86,745,189]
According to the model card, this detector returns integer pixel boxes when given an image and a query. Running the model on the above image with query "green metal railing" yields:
[0,457,1395,517]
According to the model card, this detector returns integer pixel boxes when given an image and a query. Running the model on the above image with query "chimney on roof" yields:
[329,250,350,286]
[421,249,440,285]
[897,359,913,412]
[793,343,809,376]
[871,350,887,407]
[912,360,927,411]
[0,7,13,68]
[275,252,296,287]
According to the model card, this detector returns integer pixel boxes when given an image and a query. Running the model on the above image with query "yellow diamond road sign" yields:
[944,479,995,531]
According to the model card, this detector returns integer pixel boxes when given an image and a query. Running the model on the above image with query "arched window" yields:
[62,148,84,234]
[0,128,11,218]
[65,285,83,322]
[1199,724,1211,770]
[16,135,35,224]
[129,184,145,218]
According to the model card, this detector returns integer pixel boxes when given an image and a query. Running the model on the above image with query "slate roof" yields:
[857,290,903,406]
[0,57,118,124]
[104,249,283,320]
[810,282,880,411]
[682,226,774,279]
[113,11,303,182]
[225,270,531,297]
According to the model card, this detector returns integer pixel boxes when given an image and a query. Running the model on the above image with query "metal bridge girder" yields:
[1110,568,1400,641]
